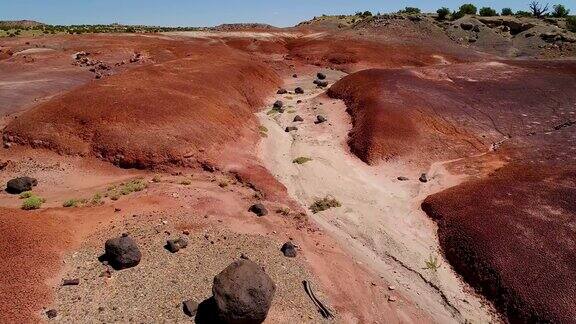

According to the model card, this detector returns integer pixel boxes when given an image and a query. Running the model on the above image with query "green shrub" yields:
[552,4,570,17]
[19,191,33,199]
[425,254,442,271]
[437,7,451,20]
[459,3,477,15]
[180,180,191,186]
[501,8,514,15]
[22,196,45,210]
[91,193,103,205]
[479,7,497,16]
[292,157,313,164]
[567,16,576,32]
[515,10,534,17]
[63,199,79,208]
[310,196,341,213]
[402,7,421,14]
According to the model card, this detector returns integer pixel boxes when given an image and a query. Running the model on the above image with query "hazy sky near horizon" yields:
[1,0,574,27]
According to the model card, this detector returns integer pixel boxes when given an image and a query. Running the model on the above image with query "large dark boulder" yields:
[317,72,326,80]
[280,242,297,257]
[213,259,276,324]
[294,87,304,94]
[104,235,142,270]
[293,115,304,122]
[248,203,268,217]
[6,176,37,194]
[273,100,283,109]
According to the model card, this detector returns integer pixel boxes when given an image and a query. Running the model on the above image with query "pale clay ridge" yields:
[257,69,498,323]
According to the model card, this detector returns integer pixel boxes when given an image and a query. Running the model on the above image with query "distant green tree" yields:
[479,7,498,16]
[437,7,451,20]
[362,11,373,17]
[402,7,421,14]
[552,4,570,17]
[459,3,478,15]
[515,10,534,17]
[501,8,514,15]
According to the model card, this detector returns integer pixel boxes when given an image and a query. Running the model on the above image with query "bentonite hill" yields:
[1,2,576,324]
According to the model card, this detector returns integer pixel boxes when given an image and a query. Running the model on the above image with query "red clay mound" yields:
[3,43,280,169]
[327,61,576,165]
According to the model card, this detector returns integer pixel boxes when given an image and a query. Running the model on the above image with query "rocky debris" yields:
[249,203,268,217]
[104,235,142,270]
[397,176,409,181]
[294,87,304,94]
[129,52,143,63]
[281,242,297,257]
[273,100,283,109]
[166,237,188,253]
[276,88,287,94]
[72,51,88,60]
[314,79,329,88]
[6,176,37,194]
[314,115,327,124]
[388,295,397,302]
[62,279,79,286]
[183,299,199,317]
[419,173,428,183]
[212,259,276,324]
[317,72,327,80]
[46,309,57,319]
[285,126,298,132]
[72,52,111,79]
[293,115,304,122]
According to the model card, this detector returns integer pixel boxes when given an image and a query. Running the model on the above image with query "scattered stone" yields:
[280,241,297,257]
[240,253,249,260]
[249,203,268,217]
[388,295,397,302]
[104,235,142,270]
[285,126,298,132]
[6,176,37,194]
[397,176,409,181]
[183,299,199,317]
[213,259,276,324]
[419,173,428,183]
[276,88,287,94]
[315,115,327,124]
[72,51,88,60]
[293,115,304,122]
[273,100,283,109]
[62,278,80,286]
[292,74,297,78]
[388,285,396,291]
[294,87,304,94]
[317,72,327,80]
[296,100,302,104]
[313,79,329,88]
[166,237,189,253]
[46,309,57,319]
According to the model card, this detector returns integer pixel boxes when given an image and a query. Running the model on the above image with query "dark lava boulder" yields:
[104,235,142,270]
[285,126,298,132]
[317,72,326,80]
[419,173,428,183]
[314,80,329,88]
[294,87,304,94]
[273,100,283,109]
[293,115,304,122]
[315,115,327,124]
[6,176,37,194]
[280,242,297,257]
[213,259,276,324]
[249,203,268,217]
[276,88,287,94]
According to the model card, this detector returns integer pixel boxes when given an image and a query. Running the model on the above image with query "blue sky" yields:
[1,0,574,27]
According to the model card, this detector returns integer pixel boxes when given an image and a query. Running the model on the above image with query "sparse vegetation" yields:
[529,1,549,18]
[275,207,291,216]
[91,193,103,205]
[63,199,79,208]
[424,254,442,271]
[0,23,202,38]
[218,180,229,188]
[401,7,421,14]
[292,157,313,164]
[437,7,451,20]
[552,4,570,17]
[567,16,576,32]
[180,179,192,186]
[104,179,148,200]
[152,175,162,183]
[459,3,478,15]
[258,126,268,133]
[310,196,341,214]
[515,10,534,17]
[479,7,497,16]
[19,191,33,199]
[21,195,45,210]
[501,8,514,16]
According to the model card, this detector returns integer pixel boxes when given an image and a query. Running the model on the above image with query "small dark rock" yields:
[296,100,302,104]
[397,176,409,181]
[249,203,268,217]
[293,115,304,122]
[273,100,283,109]
[46,309,57,319]
[276,88,287,94]
[280,241,297,257]
[104,236,142,270]
[285,126,298,132]
[183,299,199,317]
[314,80,329,88]
[292,74,297,78]
[317,72,327,80]
[294,87,304,94]
[314,115,327,124]
[62,278,80,286]
[419,173,428,183]
[6,176,37,194]
[167,237,189,253]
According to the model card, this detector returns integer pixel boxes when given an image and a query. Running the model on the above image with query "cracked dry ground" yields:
[1,26,575,324]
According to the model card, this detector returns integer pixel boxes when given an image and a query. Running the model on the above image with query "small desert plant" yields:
[275,207,291,216]
[19,191,33,199]
[22,195,45,210]
[258,126,268,133]
[151,175,162,183]
[437,7,451,20]
[552,4,570,17]
[310,196,341,214]
[501,8,513,15]
[424,254,442,271]
[91,193,103,205]
[218,180,228,188]
[180,180,192,186]
[479,7,497,16]
[292,157,313,164]
[62,199,79,208]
